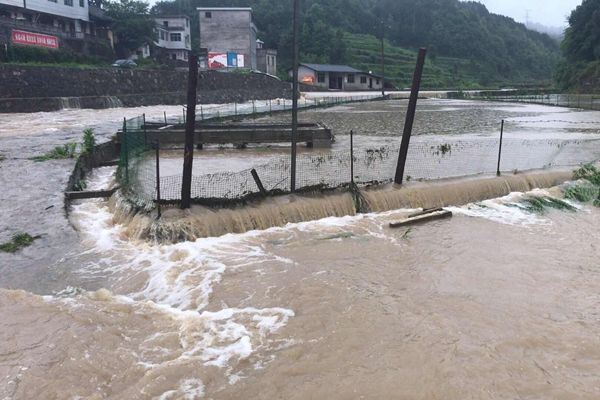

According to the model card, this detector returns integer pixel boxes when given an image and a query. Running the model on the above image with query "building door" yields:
[337,76,343,90]
[369,78,373,89]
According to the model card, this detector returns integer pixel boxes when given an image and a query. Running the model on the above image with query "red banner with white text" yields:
[11,30,59,49]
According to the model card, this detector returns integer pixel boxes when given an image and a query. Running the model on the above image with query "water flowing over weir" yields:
[114,169,574,242]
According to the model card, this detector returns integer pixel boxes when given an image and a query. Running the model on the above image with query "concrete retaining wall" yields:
[0,65,292,112]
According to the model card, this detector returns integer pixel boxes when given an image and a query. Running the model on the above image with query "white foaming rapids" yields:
[68,170,300,383]
[446,190,555,226]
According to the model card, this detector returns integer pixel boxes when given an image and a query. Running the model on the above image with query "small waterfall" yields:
[111,192,356,243]
[103,96,123,108]
[59,97,82,110]
[109,170,574,243]
[362,170,573,213]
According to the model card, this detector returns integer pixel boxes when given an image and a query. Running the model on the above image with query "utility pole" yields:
[181,54,198,209]
[290,0,300,192]
[381,21,385,97]
[394,48,427,185]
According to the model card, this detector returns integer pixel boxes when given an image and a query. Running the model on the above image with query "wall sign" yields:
[12,30,59,49]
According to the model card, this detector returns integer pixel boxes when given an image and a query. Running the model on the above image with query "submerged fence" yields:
[118,110,600,209]
[479,93,600,111]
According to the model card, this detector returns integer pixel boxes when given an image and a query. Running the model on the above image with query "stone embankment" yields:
[0,65,292,112]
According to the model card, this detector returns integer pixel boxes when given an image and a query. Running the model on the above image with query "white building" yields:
[291,63,383,91]
[0,0,111,42]
[135,15,191,62]
[154,16,191,61]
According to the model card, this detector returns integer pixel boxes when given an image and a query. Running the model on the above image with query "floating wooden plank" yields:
[389,209,452,228]
[65,187,118,200]
[407,207,443,218]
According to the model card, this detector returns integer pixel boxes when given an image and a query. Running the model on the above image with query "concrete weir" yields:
[112,169,574,243]
[120,122,334,148]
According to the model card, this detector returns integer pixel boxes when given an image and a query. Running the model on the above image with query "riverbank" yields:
[0,65,292,113]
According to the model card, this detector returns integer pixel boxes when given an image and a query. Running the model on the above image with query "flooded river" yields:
[2,99,600,399]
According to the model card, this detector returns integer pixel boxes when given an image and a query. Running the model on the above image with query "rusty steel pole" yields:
[181,54,198,209]
[290,0,300,192]
[394,48,427,185]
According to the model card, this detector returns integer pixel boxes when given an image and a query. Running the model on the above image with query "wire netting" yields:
[118,116,157,209]
[118,110,600,207]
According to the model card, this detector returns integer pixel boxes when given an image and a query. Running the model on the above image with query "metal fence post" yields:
[350,129,354,184]
[123,117,129,184]
[394,48,427,184]
[143,113,147,146]
[201,105,204,120]
[269,99,272,115]
[497,119,504,176]
[290,0,300,192]
[164,111,167,126]
[155,141,161,218]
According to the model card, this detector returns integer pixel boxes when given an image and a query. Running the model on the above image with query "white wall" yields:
[6,0,90,21]
[154,17,191,51]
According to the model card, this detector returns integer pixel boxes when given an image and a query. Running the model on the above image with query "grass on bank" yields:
[0,233,40,253]
[563,163,600,207]
[30,143,78,162]
[30,128,96,162]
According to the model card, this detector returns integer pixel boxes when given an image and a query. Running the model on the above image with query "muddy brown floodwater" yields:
[2,99,600,399]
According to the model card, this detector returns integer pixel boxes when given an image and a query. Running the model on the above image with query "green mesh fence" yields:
[118,115,157,209]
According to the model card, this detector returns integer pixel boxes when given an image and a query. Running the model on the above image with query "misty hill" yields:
[555,0,600,92]
[153,0,561,88]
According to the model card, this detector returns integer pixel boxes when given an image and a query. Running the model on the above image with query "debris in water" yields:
[389,209,452,228]
[0,233,40,253]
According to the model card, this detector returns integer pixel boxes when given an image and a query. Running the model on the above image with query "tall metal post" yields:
[143,113,147,146]
[155,141,161,218]
[381,23,385,97]
[181,54,198,209]
[123,117,128,184]
[290,0,300,192]
[496,119,504,176]
[350,130,354,184]
[394,48,427,185]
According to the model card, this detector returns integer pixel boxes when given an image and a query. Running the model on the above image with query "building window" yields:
[376,79,380,85]
[163,21,168,27]
[205,12,212,18]
[79,0,84,6]
[360,76,367,84]
[48,0,57,3]
[64,0,73,6]
[347,74,355,83]
[317,73,325,83]
[170,33,181,42]
[160,31,165,40]
[172,54,177,60]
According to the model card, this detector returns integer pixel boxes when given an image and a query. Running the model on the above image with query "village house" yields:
[0,0,113,53]
[291,63,383,91]
[136,15,191,62]
[197,7,276,75]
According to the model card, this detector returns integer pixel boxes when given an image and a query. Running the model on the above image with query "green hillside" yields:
[343,33,487,89]
[150,0,561,89]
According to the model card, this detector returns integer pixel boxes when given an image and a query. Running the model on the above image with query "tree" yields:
[562,0,600,62]
[104,0,156,57]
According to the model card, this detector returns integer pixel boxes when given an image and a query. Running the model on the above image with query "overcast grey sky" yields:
[466,0,583,27]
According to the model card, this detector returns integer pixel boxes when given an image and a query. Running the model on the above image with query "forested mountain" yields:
[152,0,560,88]
[555,0,600,92]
